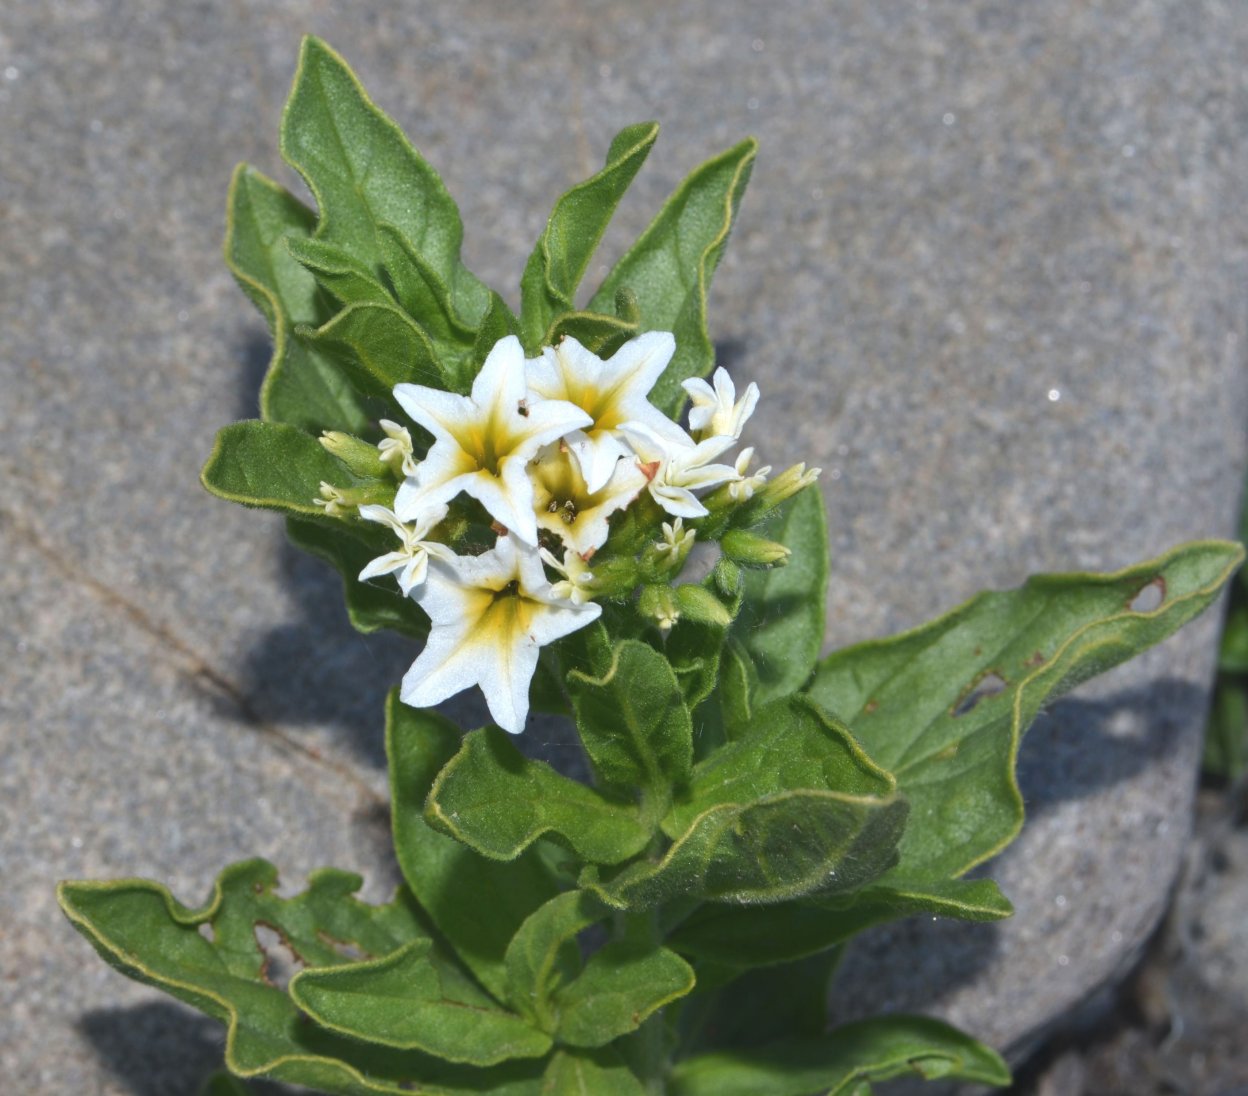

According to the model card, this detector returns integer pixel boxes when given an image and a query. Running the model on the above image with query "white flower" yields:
[619,421,740,519]
[402,535,601,733]
[682,367,759,441]
[655,518,695,556]
[393,336,592,545]
[313,481,353,517]
[377,419,417,477]
[357,503,451,595]
[526,332,688,494]
[727,447,771,502]
[528,443,646,557]
[539,546,596,605]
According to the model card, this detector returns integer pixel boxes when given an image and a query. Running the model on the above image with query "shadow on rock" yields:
[1017,678,1203,818]
[79,1002,291,1095]
[232,327,273,423]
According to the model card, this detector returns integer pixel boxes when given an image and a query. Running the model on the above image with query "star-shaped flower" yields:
[619,421,740,519]
[377,419,418,478]
[528,443,646,557]
[393,336,592,544]
[526,332,688,494]
[357,503,451,595]
[682,367,760,441]
[727,447,772,502]
[402,535,601,733]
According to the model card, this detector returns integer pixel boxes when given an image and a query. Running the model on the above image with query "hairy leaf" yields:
[304,300,448,396]
[224,164,369,432]
[291,940,551,1065]
[669,1015,1009,1095]
[519,121,658,349]
[540,1048,646,1096]
[427,727,650,865]
[280,36,491,327]
[588,139,756,416]
[389,697,560,1001]
[503,891,601,1030]
[568,639,693,803]
[807,540,1245,882]
[202,420,371,518]
[733,488,829,706]
[59,862,540,1094]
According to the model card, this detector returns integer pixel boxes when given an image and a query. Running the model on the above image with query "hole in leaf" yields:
[255,923,305,991]
[1129,576,1166,613]
[197,923,215,944]
[952,671,1008,717]
[318,931,369,962]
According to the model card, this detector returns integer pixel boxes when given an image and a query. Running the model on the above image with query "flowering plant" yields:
[59,38,1243,1096]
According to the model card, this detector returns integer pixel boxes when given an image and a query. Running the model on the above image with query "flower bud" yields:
[320,431,388,478]
[674,584,733,628]
[639,585,680,633]
[721,529,792,567]
[313,480,394,518]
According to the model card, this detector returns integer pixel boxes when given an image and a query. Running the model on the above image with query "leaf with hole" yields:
[668,1015,1009,1096]
[426,727,651,865]
[58,861,541,1094]
[806,540,1245,883]
[587,138,756,416]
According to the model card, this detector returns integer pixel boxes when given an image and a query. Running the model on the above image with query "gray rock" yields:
[3,0,1247,1091]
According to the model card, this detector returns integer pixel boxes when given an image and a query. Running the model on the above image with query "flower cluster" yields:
[343,331,778,733]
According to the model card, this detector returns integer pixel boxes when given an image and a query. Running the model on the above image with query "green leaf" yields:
[677,950,841,1056]
[285,235,393,306]
[519,121,659,349]
[291,940,551,1066]
[567,639,693,802]
[733,488,829,706]
[59,861,542,1094]
[286,518,430,639]
[669,1015,1010,1096]
[554,939,695,1048]
[202,420,372,518]
[540,1048,646,1096]
[806,540,1245,882]
[581,697,904,911]
[377,222,479,384]
[304,300,448,397]
[665,572,743,710]
[427,727,650,865]
[224,164,369,432]
[543,310,640,358]
[280,37,491,327]
[200,1072,255,1096]
[388,696,560,1001]
[503,891,601,1030]
[667,696,895,834]
[667,878,1011,967]
[588,138,757,416]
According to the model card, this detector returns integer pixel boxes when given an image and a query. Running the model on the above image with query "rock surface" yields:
[3,2,1247,1092]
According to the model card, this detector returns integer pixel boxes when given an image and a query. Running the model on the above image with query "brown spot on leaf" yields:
[864,699,879,714]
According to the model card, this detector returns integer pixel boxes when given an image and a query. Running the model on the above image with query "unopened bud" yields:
[760,463,822,507]
[320,431,388,478]
[674,584,733,628]
[722,529,791,567]
[639,585,680,633]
